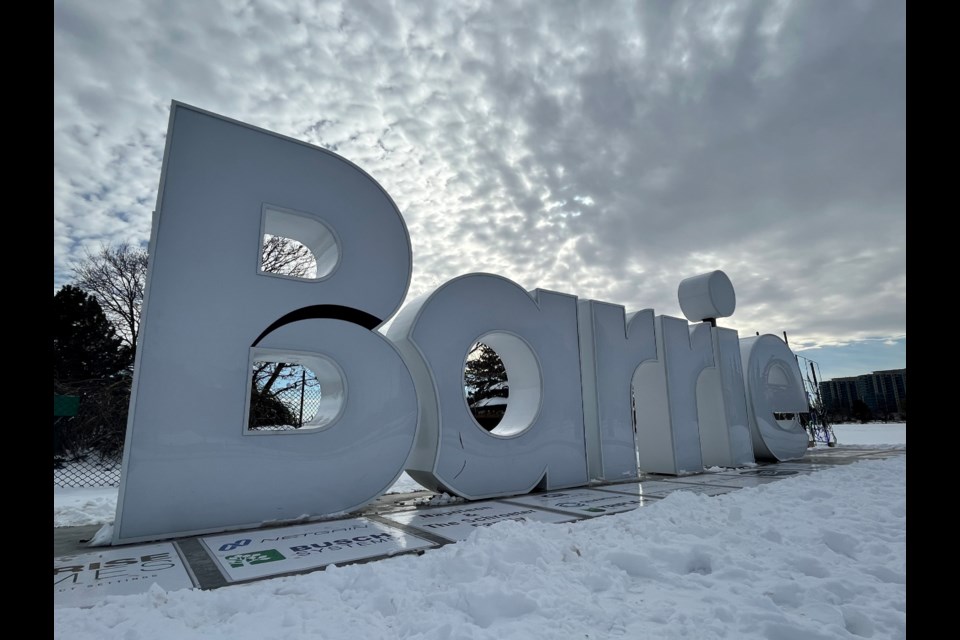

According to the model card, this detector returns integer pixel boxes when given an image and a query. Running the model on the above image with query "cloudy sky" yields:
[54,0,905,381]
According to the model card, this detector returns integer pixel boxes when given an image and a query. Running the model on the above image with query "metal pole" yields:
[298,368,306,428]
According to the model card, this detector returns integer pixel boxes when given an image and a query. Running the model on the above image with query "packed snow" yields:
[826,423,906,446]
[54,424,906,639]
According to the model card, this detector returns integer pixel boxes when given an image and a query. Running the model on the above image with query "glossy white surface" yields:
[54,543,193,609]
[473,331,542,437]
[634,316,714,475]
[113,104,815,544]
[114,104,417,543]
[382,501,574,542]
[503,488,657,517]
[677,270,736,322]
[388,274,589,499]
[577,301,654,482]
[261,206,339,279]
[696,327,756,468]
[739,335,809,461]
[200,518,435,582]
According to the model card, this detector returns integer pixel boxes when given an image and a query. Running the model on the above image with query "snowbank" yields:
[54,454,906,639]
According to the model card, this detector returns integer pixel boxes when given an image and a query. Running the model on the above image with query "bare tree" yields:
[71,235,320,426]
[248,361,322,429]
[71,236,317,354]
[72,243,148,353]
[261,235,317,278]
[252,235,318,410]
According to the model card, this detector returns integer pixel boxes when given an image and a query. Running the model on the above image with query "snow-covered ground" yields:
[54,424,906,639]
[830,422,906,446]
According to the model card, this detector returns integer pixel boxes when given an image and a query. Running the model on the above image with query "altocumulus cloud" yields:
[54,0,905,356]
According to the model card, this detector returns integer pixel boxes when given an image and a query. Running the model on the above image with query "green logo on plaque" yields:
[225,549,286,568]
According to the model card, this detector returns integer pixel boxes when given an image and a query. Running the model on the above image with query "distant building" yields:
[819,369,906,418]
[820,377,860,413]
[866,369,907,416]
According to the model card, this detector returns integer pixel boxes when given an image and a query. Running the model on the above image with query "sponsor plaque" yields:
[759,462,838,473]
[200,518,436,582]
[54,543,194,608]
[502,488,659,518]
[596,480,736,498]
[593,480,737,498]
[383,501,576,542]
[661,474,784,488]
[710,468,804,478]
[593,479,695,495]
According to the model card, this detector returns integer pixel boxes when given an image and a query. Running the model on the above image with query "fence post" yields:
[298,368,306,428]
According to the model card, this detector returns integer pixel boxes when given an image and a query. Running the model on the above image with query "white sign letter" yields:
[578,302,656,482]
[389,274,588,499]
[115,103,417,543]
[739,334,809,461]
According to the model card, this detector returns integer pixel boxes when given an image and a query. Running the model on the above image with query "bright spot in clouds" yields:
[54,0,905,380]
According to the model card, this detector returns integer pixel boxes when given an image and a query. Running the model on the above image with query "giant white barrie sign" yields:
[114,103,809,544]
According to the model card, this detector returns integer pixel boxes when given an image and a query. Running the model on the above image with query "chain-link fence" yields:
[54,452,122,488]
[54,385,127,488]
[54,365,325,489]
[248,362,323,430]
